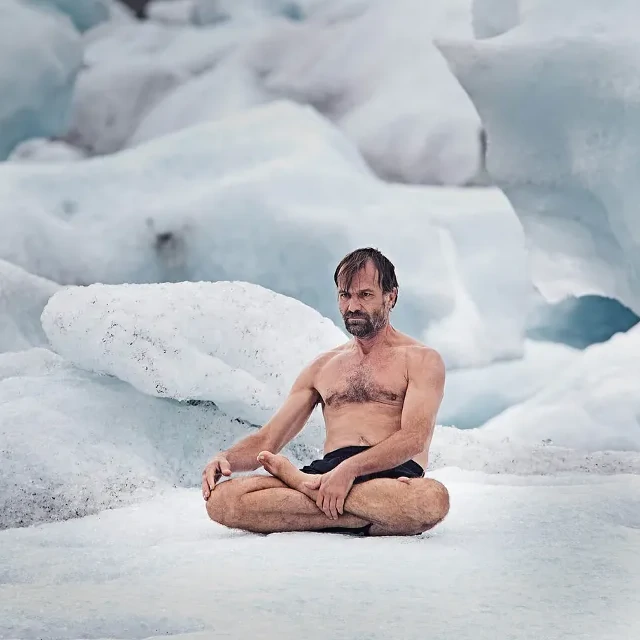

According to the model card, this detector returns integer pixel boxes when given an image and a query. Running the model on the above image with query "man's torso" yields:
[312,333,431,468]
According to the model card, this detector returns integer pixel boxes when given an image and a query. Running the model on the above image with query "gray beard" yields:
[344,312,387,338]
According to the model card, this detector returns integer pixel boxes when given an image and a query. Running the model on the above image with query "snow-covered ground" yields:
[1,1,639,639]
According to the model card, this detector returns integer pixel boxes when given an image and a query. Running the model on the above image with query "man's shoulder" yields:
[394,337,444,377]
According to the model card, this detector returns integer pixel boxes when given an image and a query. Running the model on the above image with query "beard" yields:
[343,308,387,337]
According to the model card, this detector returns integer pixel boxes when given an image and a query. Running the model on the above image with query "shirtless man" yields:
[203,247,449,536]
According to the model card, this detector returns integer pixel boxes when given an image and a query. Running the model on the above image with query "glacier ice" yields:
[0,260,60,353]
[131,0,482,185]
[27,0,111,32]
[482,326,640,451]
[0,0,82,160]
[439,0,640,313]
[7,138,85,163]
[0,102,527,369]
[439,339,580,430]
[41,280,346,426]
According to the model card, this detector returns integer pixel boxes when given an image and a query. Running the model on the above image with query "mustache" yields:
[344,312,368,319]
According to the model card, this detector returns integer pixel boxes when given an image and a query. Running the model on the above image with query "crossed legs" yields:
[206,452,449,536]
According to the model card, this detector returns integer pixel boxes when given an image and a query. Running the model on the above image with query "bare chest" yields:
[317,357,407,409]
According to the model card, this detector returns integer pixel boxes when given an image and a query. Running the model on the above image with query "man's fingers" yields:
[397,476,411,484]
[220,459,232,476]
[202,478,210,500]
[322,495,332,519]
[337,497,345,516]
[304,476,322,490]
[330,497,339,520]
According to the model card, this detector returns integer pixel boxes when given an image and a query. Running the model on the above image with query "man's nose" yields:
[346,298,363,312]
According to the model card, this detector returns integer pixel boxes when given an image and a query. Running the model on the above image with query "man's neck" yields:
[352,324,396,356]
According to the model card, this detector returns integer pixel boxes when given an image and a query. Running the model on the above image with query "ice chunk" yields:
[0,347,278,529]
[191,0,324,24]
[148,0,196,24]
[439,0,640,313]
[133,0,482,185]
[440,340,580,430]
[41,281,346,425]
[0,1,82,160]
[0,260,60,353]
[0,102,527,368]
[480,326,640,451]
[28,0,111,32]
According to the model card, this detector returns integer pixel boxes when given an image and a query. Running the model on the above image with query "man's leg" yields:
[206,475,371,534]
[258,452,449,536]
[206,456,449,536]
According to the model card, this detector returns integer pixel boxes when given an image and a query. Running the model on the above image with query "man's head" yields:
[333,248,398,338]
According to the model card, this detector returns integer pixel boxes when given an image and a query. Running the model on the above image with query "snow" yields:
[41,281,346,425]
[28,0,111,32]
[439,0,640,313]
[0,102,527,369]
[0,260,60,353]
[481,326,640,451]
[0,0,82,161]
[0,475,638,640]
[127,0,482,186]
[7,138,86,163]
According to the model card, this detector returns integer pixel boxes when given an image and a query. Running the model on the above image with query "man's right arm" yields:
[202,359,322,498]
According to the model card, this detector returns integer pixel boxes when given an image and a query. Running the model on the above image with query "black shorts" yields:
[299,445,425,536]
[300,445,425,483]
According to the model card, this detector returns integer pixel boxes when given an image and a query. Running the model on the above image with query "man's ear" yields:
[387,288,398,309]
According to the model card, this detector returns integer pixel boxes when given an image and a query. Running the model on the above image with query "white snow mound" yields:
[41,281,347,425]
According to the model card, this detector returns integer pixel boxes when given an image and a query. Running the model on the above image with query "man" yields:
[203,248,449,536]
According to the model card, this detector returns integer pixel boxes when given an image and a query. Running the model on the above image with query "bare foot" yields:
[257,451,317,498]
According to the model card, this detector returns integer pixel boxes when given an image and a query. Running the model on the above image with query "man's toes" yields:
[257,451,280,475]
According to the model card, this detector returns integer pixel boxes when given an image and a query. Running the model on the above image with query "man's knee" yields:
[413,479,450,532]
[206,480,238,527]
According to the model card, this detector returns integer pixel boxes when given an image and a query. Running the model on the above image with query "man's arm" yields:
[341,348,445,478]
[217,359,322,472]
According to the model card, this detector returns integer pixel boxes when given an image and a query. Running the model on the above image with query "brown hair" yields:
[333,247,399,307]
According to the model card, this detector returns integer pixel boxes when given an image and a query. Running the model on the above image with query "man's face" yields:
[337,261,395,338]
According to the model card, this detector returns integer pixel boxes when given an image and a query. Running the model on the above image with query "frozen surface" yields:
[0,1,82,160]
[42,281,346,425]
[482,326,640,451]
[28,0,111,32]
[0,260,60,353]
[131,0,482,186]
[440,0,640,313]
[0,474,638,640]
[0,102,526,369]
[440,340,580,429]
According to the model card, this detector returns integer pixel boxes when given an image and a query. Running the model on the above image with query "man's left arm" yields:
[342,348,445,478]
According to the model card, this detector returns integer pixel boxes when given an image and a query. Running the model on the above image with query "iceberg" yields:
[439,0,640,313]
[0,102,527,369]
[0,0,82,160]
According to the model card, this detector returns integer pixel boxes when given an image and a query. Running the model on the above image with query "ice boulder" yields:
[0,260,60,353]
[42,280,347,426]
[0,102,527,369]
[480,326,640,452]
[28,0,111,32]
[0,347,271,529]
[439,0,640,313]
[0,1,82,160]
[133,0,482,186]
[191,0,323,25]
[7,138,86,163]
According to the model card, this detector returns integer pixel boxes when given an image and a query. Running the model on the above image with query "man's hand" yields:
[304,463,356,520]
[202,454,232,500]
